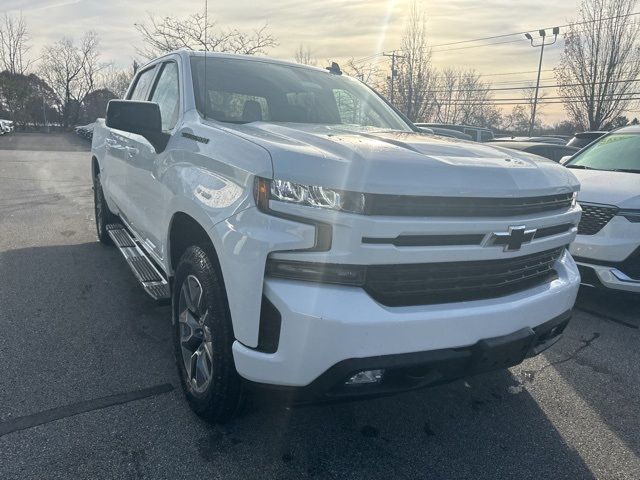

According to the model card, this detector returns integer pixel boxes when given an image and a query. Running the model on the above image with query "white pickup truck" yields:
[91,50,582,422]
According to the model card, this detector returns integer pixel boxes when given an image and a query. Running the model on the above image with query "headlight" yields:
[255,178,366,214]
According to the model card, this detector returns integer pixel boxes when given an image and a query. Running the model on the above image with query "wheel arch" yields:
[91,155,100,179]
[168,211,220,274]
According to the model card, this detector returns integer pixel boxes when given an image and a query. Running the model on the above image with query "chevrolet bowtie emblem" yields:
[486,225,537,251]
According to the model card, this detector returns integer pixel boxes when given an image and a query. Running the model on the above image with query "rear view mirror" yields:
[559,155,572,165]
[106,100,169,153]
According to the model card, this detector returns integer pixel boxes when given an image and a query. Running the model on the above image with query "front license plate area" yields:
[472,327,535,373]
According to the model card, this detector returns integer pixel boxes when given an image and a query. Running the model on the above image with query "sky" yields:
[3,0,595,123]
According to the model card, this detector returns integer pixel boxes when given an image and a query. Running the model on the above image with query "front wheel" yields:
[172,245,244,423]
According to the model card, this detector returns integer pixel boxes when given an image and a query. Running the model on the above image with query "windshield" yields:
[190,56,412,131]
[566,132,640,173]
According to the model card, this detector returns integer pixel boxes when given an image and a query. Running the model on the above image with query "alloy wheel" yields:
[178,275,214,393]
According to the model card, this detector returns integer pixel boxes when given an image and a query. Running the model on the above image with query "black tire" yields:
[93,171,117,245]
[172,244,244,423]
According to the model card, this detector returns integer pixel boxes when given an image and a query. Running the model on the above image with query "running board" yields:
[107,224,170,300]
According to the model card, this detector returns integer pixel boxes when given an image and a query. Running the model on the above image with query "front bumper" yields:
[574,261,640,293]
[570,217,640,293]
[245,310,571,404]
[232,250,580,387]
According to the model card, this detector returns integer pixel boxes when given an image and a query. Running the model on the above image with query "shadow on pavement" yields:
[529,286,640,463]
[0,242,596,479]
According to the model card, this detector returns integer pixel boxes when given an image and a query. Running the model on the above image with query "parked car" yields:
[415,124,472,140]
[492,136,566,145]
[487,141,579,163]
[526,136,567,145]
[92,51,581,422]
[566,131,607,149]
[0,119,14,133]
[416,123,494,142]
[564,126,640,294]
[75,122,95,140]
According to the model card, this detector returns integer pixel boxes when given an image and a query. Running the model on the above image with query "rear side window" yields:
[150,62,180,131]
[464,128,478,140]
[480,130,493,142]
[128,67,156,101]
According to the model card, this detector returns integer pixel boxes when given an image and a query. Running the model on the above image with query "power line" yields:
[435,77,640,94]
[441,92,640,103]
[352,10,640,64]
[431,39,524,54]
[426,10,640,49]
[435,95,640,107]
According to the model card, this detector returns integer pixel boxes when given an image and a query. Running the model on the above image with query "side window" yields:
[464,128,478,141]
[128,67,156,101]
[332,89,385,127]
[150,62,180,131]
[480,130,493,142]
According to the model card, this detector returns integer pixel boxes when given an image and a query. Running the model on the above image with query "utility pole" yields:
[525,27,559,136]
[383,51,405,105]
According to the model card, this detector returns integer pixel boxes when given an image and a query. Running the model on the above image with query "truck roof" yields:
[141,49,332,75]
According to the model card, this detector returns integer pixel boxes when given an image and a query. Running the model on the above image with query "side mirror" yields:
[106,100,169,153]
[559,155,572,165]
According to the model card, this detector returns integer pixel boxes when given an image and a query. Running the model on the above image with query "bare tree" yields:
[134,12,277,59]
[39,32,104,127]
[343,58,384,90]
[555,0,640,130]
[100,63,136,99]
[520,85,547,132]
[432,69,500,127]
[0,12,33,75]
[502,105,531,134]
[393,2,436,121]
[294,43,316,65]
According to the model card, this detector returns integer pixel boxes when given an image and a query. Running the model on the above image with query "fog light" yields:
[345,369,384,385]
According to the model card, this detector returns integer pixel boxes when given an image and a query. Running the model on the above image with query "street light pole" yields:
[525,27,559,136]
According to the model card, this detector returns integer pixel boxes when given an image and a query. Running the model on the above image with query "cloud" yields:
[7,0,587,121]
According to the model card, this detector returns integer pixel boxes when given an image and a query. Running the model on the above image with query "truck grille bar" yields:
[362,193,573,217]
[364,247,565,306]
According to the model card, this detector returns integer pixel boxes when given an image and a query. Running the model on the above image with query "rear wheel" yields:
[93,171,117,245]
[173,245,244,423]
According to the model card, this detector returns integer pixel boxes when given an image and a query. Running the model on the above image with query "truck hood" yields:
[569,169,640,209]
[222,123,579,197]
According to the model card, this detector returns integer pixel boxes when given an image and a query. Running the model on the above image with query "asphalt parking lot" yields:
[1,132,639,479]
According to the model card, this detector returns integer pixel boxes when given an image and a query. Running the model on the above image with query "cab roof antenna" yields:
[326,61,342,75]
[203,0,208,120]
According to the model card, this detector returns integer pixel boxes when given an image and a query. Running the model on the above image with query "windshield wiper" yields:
[565,164,598,170]
[610,168,640,174]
